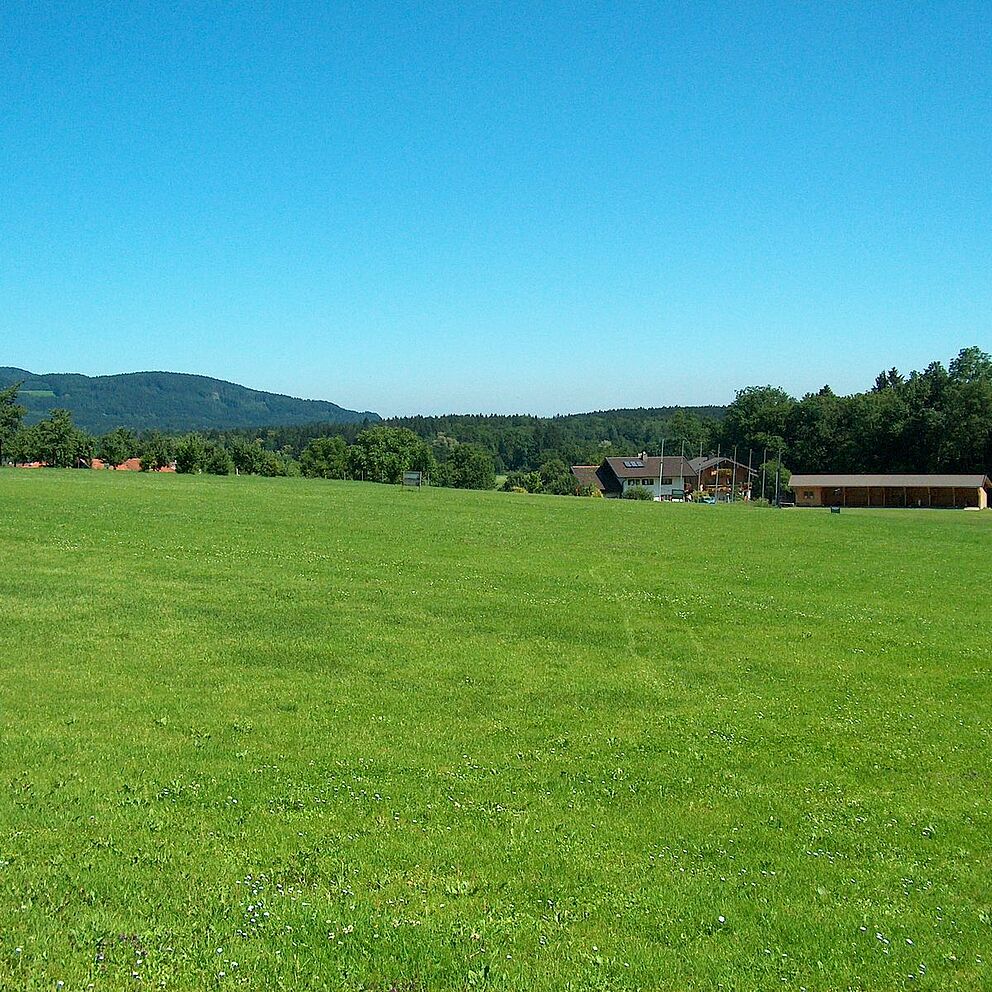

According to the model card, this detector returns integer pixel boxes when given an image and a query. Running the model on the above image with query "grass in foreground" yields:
[0,470,990,991]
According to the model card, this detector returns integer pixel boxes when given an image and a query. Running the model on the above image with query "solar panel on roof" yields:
[622,459,645,468]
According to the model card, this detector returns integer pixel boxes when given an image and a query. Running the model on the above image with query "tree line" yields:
[202,348,992,477]
[717,346,992,473]
[2,346,989,489]
[0,393,497,490]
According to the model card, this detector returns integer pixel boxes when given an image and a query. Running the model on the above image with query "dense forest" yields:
[2,347,990,490]
[208,405,725,471]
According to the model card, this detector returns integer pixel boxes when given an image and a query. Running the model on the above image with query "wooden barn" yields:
[789,474,991,509]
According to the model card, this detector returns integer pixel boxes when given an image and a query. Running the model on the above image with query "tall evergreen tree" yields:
[0,382,26,464]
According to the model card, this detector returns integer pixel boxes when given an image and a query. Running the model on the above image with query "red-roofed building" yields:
[90,457,176,472]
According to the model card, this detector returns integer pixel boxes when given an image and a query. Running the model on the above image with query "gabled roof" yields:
[603,455,695,480]
[571,464,614,493]
[689,455,757,475]
[789,473,991,488]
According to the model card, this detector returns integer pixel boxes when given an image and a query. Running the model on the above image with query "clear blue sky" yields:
[2,1,989,416]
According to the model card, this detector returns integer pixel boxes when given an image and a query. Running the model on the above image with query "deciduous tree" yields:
[300,436,348,479]
[97,427,138,468]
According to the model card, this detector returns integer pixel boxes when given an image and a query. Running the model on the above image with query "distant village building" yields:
[790,474,991,509]
[88,457,176,472]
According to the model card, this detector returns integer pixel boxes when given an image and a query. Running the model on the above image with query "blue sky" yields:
[2,1,989,415]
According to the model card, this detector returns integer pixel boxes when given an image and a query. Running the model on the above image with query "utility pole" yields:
[746,448,753,501]
[731,445,738,502]
[714,444,720,501]
[761,447,768,501]
[774,443,783,507]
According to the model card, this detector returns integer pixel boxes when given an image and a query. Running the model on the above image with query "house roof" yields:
[689,455,757,475]
[571,464,611,492]
[603,455,695,480]
[91,457,143,470]
[91,457,176,473]
[789,473,991,489]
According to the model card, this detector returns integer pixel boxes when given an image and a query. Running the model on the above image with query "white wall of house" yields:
[620,476,688,499]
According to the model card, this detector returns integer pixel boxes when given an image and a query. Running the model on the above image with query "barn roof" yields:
[789,473,991,488]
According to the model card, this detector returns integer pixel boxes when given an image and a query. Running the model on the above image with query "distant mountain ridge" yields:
[0,367,380,434]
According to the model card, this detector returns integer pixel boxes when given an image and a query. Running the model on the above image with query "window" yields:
[660,477,672,485]
[803,490,814,499]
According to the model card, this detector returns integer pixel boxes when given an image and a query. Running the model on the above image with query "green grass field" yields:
[1,470,989,991]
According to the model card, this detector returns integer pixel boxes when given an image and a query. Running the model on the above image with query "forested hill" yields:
[0,368,380,433]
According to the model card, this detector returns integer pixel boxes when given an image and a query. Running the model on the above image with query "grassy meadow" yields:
[1,469,990,991]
